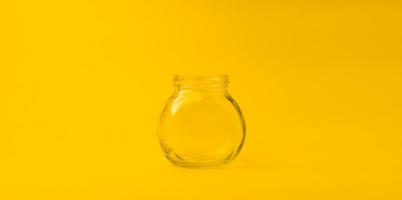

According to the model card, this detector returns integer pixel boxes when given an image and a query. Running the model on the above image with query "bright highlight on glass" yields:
[158,75,246,167]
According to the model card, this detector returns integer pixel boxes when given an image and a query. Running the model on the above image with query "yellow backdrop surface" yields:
[1,0,401,199]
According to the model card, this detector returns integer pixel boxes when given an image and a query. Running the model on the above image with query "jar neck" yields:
[173,75,229,92]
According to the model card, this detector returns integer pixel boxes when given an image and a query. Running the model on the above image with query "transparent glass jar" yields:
[158,75,246,167]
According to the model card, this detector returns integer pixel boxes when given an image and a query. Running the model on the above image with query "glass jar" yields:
[158,75,246,167]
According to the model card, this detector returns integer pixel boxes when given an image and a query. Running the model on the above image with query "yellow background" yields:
[1,0,401,199]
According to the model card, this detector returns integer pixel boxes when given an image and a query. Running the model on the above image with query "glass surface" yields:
[158,75,246,167]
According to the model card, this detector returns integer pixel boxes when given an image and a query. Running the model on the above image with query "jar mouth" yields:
[173,74,229,88]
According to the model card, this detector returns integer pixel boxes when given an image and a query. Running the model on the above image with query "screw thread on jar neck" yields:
[173,75,229,90]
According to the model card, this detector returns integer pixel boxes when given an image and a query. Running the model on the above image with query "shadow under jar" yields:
[158,75,246,167]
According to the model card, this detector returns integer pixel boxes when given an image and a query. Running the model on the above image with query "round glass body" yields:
[158,75,246,167]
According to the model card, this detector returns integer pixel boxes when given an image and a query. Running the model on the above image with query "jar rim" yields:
[173,74,229,87]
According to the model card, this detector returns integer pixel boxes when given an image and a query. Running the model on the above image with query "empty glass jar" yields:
[158,75,246,167]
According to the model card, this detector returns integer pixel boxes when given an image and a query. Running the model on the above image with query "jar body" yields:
[158,75,245,167]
